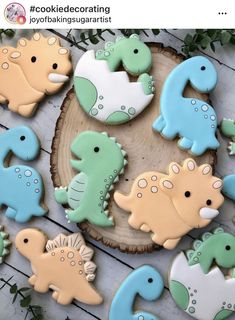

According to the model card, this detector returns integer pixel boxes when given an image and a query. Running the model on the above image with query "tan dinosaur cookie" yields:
[114,159,224,250]
[15,228,103,305]
[0,32,72,117]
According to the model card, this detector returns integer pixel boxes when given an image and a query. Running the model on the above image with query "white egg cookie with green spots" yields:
[74,34,155,125]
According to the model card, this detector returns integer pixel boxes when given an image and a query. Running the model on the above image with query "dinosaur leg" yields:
[152,115,166,132]
[0,95,7,104]
[106,111,130,125]
[128,214,144,230]
[55,187,68,204]
[151,233,165,246]
[221,118,235,138]
[5,207,17,219]
[88,211,114,227]
[140,223,151,232]
[53,291,73,305]
[33,278,49,293]
[14,211,33,223]
[178,137,193,150]
[213,310,234,320]
[191,142,207,156]
[18,103,38,117]
[162,125,178,139]
[65,208,87,223]
[163,238,181,250]
[29,275,37,286]
[169,280,190,311]
[138,73,155,95]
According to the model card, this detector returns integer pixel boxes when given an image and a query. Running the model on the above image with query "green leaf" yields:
[31,315,43,320]
[184,34,193,45]
[196,29,204,34]
[151,29,160,36]
[210,42,216,52]
[207,29,217,37]
[88,30,99,45]
[80,32,89,46]
[189,44,198,52]
[230,35,235,45]
[12,292,18,304]
[20,295,32,308]
[19,287,31,292]
[10,284,17,294]
[221,31,232,44]
[200,35,211,49]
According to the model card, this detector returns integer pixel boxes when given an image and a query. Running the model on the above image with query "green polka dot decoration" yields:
[0,225,11,263]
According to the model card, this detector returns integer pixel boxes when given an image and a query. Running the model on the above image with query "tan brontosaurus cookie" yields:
[114,159,224,250]
[0,32,72,117]
[15,228,103,305]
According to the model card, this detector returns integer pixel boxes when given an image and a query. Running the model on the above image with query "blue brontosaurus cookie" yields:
[109,265,164,320]
[152,56,219,156]
[0,126,47,222]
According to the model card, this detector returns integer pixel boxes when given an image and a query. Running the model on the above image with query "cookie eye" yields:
[133,49,139,54]
[184,191,191,198]
[206,199,212,206]
[52,63,58,70]
[148,278,153,283]
[94,147,100,153]
[20,135,25,141]
[225,245,231,251]
[23,238,28,243]
[31,56,37,63]
[201,66,206,71]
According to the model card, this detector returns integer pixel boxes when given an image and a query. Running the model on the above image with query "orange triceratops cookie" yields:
[15,228,103,305]
[0,32,72,117]
[114,159,224,250]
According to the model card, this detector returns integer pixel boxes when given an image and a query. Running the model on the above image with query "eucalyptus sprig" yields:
[182,29,235,56]
[0,29,15,41]
[0,276,43,320]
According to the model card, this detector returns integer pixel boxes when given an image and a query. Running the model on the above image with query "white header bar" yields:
[0,0,234,28]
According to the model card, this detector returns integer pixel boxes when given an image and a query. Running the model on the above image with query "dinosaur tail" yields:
[114,191,132,212]
[75,283,103,305]
[222,174,235,200]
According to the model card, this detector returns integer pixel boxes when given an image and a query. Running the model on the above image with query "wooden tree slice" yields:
[51,44,216,253]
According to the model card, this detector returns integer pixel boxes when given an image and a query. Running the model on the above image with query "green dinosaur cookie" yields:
[0,225,11,263]
[221,118,235,155]
[55,131,127,227]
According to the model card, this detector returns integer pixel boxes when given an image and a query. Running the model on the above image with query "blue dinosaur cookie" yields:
[74,34,155,125]
[0,126,47,222]
[109,265,164,320]
[152,56,220,156]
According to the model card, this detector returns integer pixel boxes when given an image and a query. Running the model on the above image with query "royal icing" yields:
[152,56,220,156]
[109,265,164,320]
[0,126,47,223]
[114,158,224,249]
[222,174,235,201]
[15,228,103,306]
[169,228,235,320]
[55,131,127,226]
[0,32,72,117]
[221,118,235,155]
[74,34,154,125]
[0,225,11,264]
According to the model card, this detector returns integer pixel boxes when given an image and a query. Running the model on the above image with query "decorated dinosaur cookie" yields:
[152,56,219,156]
[114,158,224,249]
[0,32,72,117]
[220,118,235,155]
[169,228,235,320]
[0,225,11,264]
[74,34,154,125]
[15,228,103,305]
[222,174,235,201]
[0,126,47,223]
[55,131,127,226]
[109,265,164,320]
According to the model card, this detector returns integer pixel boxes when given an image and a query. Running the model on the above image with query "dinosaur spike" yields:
[117,143,122,149]
[67,233,85,250]
[105,193,110,200]
[79,245,94,261]
[104,210,109,216]
[103,201,108,209]
[121,150,127,157]
[86,274,96,282]
[84,261,97,274]
[108,216,114,223]
[114,176,119,183]
[193,240,202,250]
[53,234,68,248]
[109,185,114,191]
[3,240,11,247]
[0,232,7,239]
[124,159,128,166]
[2,249,9,256]
[186,249,195,260]
[214,227,224,234]
[104,41,114,50]
[110,137,116,142]
[201,232,212,241]
[101,132,108,136]
[0,225,3,231]
[120,168,124,175]
[46,240,55,252]
[0,257,2,264]
[116,35,125,43]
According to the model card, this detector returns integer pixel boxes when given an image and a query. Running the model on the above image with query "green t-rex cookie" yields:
[74,34,155,125]
[55,131,127,227]
[0,225,11,263]
[169,228,235,320]
[221,118,235,155]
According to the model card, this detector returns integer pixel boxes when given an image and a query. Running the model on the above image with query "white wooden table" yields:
[1,29,235,320]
